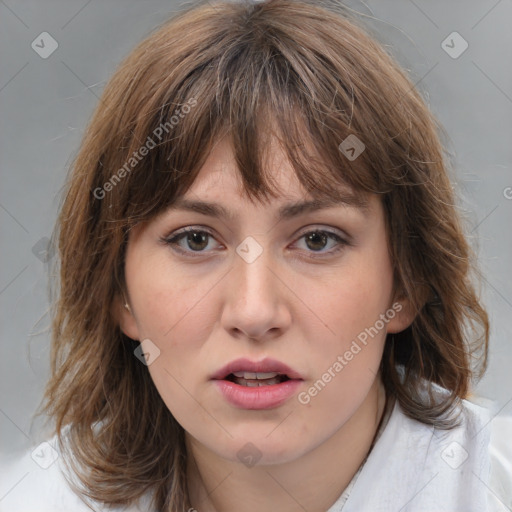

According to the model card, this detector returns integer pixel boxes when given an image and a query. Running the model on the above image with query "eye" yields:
[292,229,349,257]
[161,228,220,255]
[160,226,350,258]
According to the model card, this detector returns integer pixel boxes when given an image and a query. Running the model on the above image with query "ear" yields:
[111,294,140,341]
[385,295,416,334]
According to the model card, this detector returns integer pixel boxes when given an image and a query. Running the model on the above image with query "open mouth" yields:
[225,371,291,387]
[211,358,303,409]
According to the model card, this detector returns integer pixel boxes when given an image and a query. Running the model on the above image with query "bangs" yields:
[93,6,395,229]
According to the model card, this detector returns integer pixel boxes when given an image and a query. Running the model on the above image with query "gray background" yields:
[1,0,511,470]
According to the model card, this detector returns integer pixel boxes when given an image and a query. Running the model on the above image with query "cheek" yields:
[125,258,218,409]
[126,252,213,341]
[322,252,394,340]
[300,247,393,396]
[301,270,391,419]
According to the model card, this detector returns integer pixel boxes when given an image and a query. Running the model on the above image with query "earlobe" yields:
[386,298,416,334]
[111,294,140,340]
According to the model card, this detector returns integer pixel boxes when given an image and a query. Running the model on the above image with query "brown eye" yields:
[294,229,349,257]
[161,226,349,260]
[304,231,329,252]
[183,231,209,251]
[163,229,217,254]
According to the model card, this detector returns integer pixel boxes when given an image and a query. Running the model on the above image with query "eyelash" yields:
[160,226,351,260]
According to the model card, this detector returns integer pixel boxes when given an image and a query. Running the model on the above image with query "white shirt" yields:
[1,399,510,511]
[326,398,512,512]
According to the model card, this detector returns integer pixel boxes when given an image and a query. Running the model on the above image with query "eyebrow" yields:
[166,194,368,222]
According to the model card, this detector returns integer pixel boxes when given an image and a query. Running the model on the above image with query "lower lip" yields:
[213,379,302,410]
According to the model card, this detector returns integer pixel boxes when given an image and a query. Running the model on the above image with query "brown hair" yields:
[40,0,489,510]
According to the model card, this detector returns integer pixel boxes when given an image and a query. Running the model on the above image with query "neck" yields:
[185,378,388,512]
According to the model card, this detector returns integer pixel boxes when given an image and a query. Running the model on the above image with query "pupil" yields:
[188,232,208,250]
[185,231,328,252]
[306,232,327,251]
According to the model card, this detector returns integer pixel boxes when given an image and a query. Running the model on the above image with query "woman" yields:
[2,0,510,510]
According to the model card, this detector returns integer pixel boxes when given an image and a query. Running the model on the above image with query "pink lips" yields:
[211,357,303,380]
[211,357,303,410]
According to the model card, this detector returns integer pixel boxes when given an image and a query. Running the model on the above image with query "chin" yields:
[213,434,308,467]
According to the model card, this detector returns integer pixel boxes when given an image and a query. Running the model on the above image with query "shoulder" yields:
[341,392,512,512]
[0,437,152,512]
[0,439,92,512]
[452,397,512,510]
[488,413,512,511]
[408,394,512,511]
[402,395,512,511]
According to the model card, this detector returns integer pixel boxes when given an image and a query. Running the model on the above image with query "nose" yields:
[220,242,292,342]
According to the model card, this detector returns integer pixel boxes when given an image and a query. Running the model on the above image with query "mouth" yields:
[211,358,303,410]
[224,371,291,387]
[211,357,303,383]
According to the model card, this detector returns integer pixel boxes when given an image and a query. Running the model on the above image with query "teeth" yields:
[232,376,283,386]
[232,371,280,379]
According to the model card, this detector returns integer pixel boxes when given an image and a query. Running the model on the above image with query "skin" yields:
[116,135,413,512]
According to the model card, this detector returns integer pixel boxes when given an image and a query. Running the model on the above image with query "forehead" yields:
[183,135,364,206]
[187,136,296,195]
[129,137,374,241]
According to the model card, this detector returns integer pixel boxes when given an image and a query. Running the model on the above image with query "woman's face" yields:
[118,136,411,465]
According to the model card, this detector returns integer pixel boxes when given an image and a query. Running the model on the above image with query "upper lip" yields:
[211,357,303,380]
